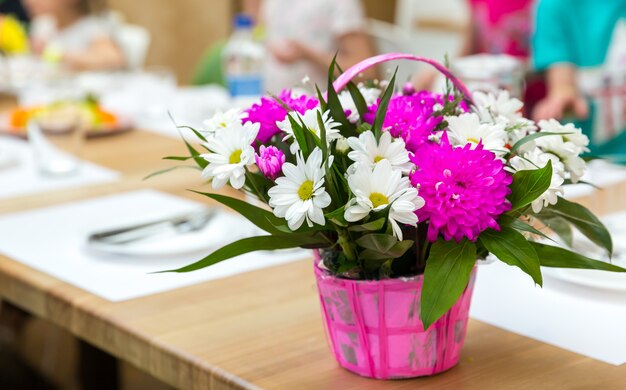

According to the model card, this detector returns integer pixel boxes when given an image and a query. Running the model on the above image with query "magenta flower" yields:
[410,134,512,242]
[365,92,469,154]
[255,145,285,180]
[244,90,318,143]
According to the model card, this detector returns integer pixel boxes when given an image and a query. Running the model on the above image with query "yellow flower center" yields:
[220,122,227,127]
[229,149,242,164]
[467,137,480,144]
[369,192,389,208]
[298,180,315,200]
[373,155,385,163]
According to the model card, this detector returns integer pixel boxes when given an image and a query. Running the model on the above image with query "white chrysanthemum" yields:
[277,108,341,153]
[510,149,565,213]
[344,160,425,240]
[202,108,245,135]
[346,131,412,173]
[338,86,381,123]
[473,90,525,124]
[200,121,259,189]
[446,113,507,155]
[268,148,331,230]
[535,119,589,183]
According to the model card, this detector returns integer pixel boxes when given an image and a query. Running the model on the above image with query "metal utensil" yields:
[87,208,217,245]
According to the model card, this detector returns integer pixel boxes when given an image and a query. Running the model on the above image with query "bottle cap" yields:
[234,14,253,29]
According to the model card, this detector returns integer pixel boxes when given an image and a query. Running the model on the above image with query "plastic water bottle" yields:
[223,14,264,99]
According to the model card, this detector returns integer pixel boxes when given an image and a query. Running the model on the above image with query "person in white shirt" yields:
[246,0,377,93]
[23,0,125,71]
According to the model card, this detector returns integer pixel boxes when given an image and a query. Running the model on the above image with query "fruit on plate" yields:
[8,98,119,133]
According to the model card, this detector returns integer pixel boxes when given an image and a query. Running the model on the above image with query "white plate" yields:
[86,210,262,257]
[543,267,626,292]
[0,145,19,169]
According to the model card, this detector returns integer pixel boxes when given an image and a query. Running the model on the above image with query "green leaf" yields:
[371,68,397,139]
[163,155,193,161]
[243,171,272,204]
[388,239,414,258]
[345,81,368,121]
[499,214,555,243]
[542,197,613,254]
[143,165,200,180]
[356,122,372,134]
[421,239,476,330]
[530,242,626,272]
[358,239,414,261]
[326,57,354,137]
[509,132,573,155]
[316,85,328,111]
[288,114,310,157]
[160,234,326,273]
[536,215,573,247]
[183,139,207,169]
[479,227,542,285]
[355,233,397,253]
[348,218,386,232]
[190,191,283,234]
[177,125,208,143]
[508,160,552,211]
[317,110,328,162]
[325,206,348,227]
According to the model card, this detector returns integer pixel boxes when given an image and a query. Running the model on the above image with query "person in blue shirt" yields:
[532,0,626,157]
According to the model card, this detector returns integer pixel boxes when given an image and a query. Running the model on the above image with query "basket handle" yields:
[332,53,473,103]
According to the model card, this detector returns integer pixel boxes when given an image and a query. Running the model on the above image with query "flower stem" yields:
[337,228,357,263]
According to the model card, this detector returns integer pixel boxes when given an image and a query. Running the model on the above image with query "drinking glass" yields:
[28,104,87,176]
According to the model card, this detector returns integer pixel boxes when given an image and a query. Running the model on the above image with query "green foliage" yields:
[160,234,329,273]
[371,69,397,139]
[421,239,476,330]
[531,242,626,272]
[479,227,542,285]
[541,197,613,255]
[508,161,552,210]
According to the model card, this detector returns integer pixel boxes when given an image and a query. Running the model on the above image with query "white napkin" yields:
[0,190,309,301]
[0,137,119,200]
[471,260,626,365]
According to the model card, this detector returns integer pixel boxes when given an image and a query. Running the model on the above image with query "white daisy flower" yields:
[268,148,331,230]
[202,108,245,135]
[347,131,412,173]
[344,160,425,240]
[277,108,341,153]
[446,113,507,155]
[200,121,259,189]
[535,119,589,183]
[510,149,565,213]
[338,86,381,123]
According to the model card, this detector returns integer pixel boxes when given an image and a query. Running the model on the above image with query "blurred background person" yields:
[23,0,125,71]
[532,0,626,157]
[252,0,377,93]
[412,0,535,92]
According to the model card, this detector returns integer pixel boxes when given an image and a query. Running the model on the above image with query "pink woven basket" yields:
[314,54,475,379]
[314,255,477,379]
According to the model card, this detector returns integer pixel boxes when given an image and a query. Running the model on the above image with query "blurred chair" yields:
[115,24,151,71]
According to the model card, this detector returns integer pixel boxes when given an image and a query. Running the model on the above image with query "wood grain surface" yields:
[1,128,625,389]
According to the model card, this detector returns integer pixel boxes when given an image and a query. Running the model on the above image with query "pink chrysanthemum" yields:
[255,145,285,180]
[244,90,318,143]
[365,92,468,154]
[410,134,512,242]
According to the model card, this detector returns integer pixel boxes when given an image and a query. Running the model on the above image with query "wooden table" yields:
[1,129,625,389]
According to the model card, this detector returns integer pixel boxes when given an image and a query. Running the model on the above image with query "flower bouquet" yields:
[161,54,625,379]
